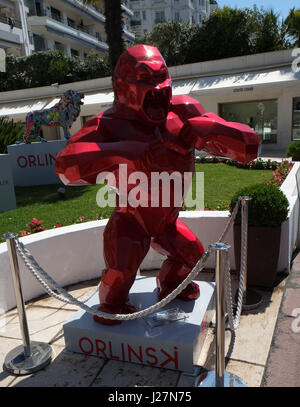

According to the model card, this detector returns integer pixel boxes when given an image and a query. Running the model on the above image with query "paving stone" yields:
[225,359,265,387]
[224,282,285,366]
[263,314,300,387]
[9,346,105,387]
[92,359,180,387]
[177,373,199,387]
[1,305,74,343]
[0,337,24,387]
[0,308,18,336]
[28,280,99,311]
[281,288,300,317]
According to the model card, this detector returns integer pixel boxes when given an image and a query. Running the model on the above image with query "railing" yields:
[51,13,63,23]
[77,24,90,35]
[30,11,100,42]
[131,19,142,26]
[0,15,22,29]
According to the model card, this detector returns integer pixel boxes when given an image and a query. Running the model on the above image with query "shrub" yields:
[0,116,25,153]
[229,183,289,227]
[286,141,300,161]
[0,50,111,92]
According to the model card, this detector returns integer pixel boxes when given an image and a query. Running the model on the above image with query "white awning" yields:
[0,98,50,119]
[172,79,197,96]
[43,97,60,109]
[191,66,300,94]
[83,90,114,106]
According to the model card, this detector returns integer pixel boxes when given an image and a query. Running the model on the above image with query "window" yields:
[174,11,180,21]
[50,7,61,22]
[35,1,42,16]
[33,34,46,51]
[54,41,64,51]
[220,100,278,144]
[142,11,146,20]
[292,97,300,140]
[67,17,76,29]
[155,11,165,24]
[71,49,79,57]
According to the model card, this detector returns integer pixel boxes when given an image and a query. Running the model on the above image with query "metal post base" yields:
[234,288,263,312]
[4,341,52,375]
[195,370,247,387]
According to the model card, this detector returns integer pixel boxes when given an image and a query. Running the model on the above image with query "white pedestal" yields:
[63,277,215,373]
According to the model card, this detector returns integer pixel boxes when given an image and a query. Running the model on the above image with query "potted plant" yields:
[229,183,289,289]
[286,141,300,161]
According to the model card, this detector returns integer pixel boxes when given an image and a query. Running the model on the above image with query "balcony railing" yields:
[51,13,62,23]
[30,11,104,43]
[0,15,22,29]
[131,20,141,26]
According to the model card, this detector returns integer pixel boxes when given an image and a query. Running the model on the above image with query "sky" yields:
[216,0,299,19]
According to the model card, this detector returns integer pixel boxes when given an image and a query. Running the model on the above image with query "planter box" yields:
[7,140,66,186]
[234,225,281,289]
[0,154,16,213]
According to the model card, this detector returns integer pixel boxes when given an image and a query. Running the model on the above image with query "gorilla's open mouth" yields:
[143,88,170,121]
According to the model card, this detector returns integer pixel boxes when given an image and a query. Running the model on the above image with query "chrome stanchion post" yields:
[236,197,262,311]
[6,233,31,357]
[195,242,246,388]
[215,242,227,387]
[2,233,52,375]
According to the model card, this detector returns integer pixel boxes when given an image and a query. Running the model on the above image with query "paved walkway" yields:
[262,251,300,387]
[0,260,295,388]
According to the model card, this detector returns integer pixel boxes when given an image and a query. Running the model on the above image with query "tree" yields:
[248,7,289,53]
[135,20,197,66]
[0,51,110,92]
[84,0,125,70]
[186,7,253,64]
[285,8,300,47]
[104,0,125,69]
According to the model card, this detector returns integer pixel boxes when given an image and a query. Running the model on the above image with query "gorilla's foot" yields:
[157,281,200,302]
[93,302,137,325]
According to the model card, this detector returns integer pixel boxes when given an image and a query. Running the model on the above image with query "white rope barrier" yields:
[13,199,243,327]
[15,239,210,321]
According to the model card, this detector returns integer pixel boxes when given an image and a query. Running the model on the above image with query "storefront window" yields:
[292,97,300,140]
[219,100,278,144]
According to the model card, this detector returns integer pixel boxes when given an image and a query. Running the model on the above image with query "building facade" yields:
[130,0,216,37]
[25,0,135,59]
[0,0,32,57]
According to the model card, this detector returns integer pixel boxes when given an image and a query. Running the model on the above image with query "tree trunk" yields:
[105,0,125,71]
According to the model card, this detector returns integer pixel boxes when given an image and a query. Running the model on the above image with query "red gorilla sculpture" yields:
[55,45,260,325]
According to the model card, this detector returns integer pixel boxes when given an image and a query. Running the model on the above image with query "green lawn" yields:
[0,163,273,241]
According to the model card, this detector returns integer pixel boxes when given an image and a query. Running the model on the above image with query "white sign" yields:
[0,154,16,213]
[64,277,215,373]
[7,140,67,186]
